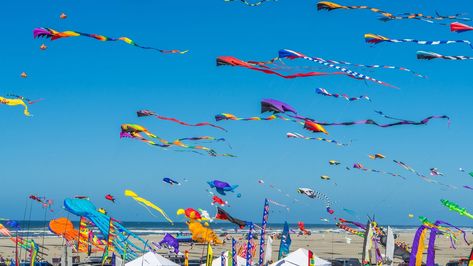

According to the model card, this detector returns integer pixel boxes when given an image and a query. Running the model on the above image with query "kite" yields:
[49,217,105,252]
[297,222,311,235]
[463,185,473,190]
[278,49,395,87]
[451,22,473,33]
[320,175,330,180]
[430,168,444,176]
[207,180,239,195]
[163,177,181,186]
[59,13,67,19]
[353,163,406,180]
[1,96,32,116]
[320,218,329,223]
[40,44,47,50]
[223,0,273,7]
[216,207,248,229]
[304,120,328,134]
[286,132,349,146]
[33,27,188,54]
[21,72,27,78]
[368,154,385,160]
[105,194,115,203]
[137,110,226,132]
[417,51,473,60]
[187,220,222,244]
[440,199,473,220]
[329,160,341,165]
[296,188,334,214]
[63,198,149,260]
[211,195,228,206]
[317,1,471,23]
[120,124,234,157]
[408,214,414,218]
[365,33,473,49]
[29,195,53,210]
[217,55,346,79]
[470,172,473,177]
[316,88,370,102]
[154,233,179,254]
[124,190,173,224]
[177,208,202,220]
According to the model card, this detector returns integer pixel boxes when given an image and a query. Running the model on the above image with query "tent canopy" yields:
[270,248,331,266]
[125,251,179,266]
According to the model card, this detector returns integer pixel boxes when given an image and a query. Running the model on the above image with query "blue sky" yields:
[1,0,473,226]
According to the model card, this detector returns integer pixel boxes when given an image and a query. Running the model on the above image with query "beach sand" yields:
[0,231,470,265]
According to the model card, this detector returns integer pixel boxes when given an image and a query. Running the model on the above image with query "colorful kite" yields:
[320,175,330,180]
[440,199,473,220]
[177,208,203,220]
[154,234,179,254]
[33,27,188,54]
[365,33,473,49]
[211,195,228,206]
[105,194,115,203]
[216,207,248,228]
[1,96,32,116]
[317,1,471,23]
[207,180,239,195]
[163,177,181,186]
[353,163,406,180]
[316,88,370,102]
[124,190,173,224]
[296,188,334,214]
[6,94,44,105]
[430,168,444,176]
[368,154,385,160]
[417,51,473,60]
[329,160,341,165]
[187,220,222,244]
[137,110,226,132]
[450,22,473,33]
[223,0,273,6]
[297,222,311,235]
[120,124,234,157]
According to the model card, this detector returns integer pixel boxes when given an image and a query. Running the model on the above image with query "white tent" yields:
[125,252,179,266]
[200,251,247,266]
[270,248,331,266]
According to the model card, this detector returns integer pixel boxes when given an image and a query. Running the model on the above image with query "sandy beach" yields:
[0,230,470,265]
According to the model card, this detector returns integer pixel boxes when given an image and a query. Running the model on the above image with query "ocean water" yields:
[0,220,436,238]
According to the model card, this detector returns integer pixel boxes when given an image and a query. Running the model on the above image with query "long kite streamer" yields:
[224,0,273,6]
[417,51,473,60]
[286,132,349,146]
[137,110,227,131]
[33,27,188,54]
[317,1,471,23]
[313,57,425,78]
[120,124,234,156]
[124,190,174,224]
[365,33,473,49]
[217,56,346,79]
[353,163,406,180]
[278,49,395,88]
[316,88,370,102]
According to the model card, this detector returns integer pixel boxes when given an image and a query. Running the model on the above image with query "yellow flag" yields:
[206,243,213,266]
